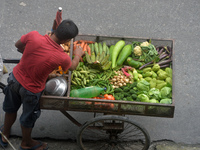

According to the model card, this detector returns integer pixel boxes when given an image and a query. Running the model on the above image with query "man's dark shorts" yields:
[3,72,43,128]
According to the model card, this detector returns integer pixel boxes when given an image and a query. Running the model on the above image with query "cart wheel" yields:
[77,115,150,150]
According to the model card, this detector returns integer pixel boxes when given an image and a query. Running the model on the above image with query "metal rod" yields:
[0,131,17,150]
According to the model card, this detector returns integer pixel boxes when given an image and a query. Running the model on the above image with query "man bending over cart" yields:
[0,19,84,150]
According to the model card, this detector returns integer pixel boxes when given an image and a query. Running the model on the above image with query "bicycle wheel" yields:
[77,115,150,150]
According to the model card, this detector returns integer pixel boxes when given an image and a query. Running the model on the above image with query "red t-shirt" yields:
[13,31,72,93]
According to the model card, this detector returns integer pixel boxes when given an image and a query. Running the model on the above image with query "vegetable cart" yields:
[1,34,174,150]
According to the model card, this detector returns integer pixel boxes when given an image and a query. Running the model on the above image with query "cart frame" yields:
[0,34,174,150]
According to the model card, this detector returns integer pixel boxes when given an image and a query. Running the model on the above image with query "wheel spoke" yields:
[77,116,150,150]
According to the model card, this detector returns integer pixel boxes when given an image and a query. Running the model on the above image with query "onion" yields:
[112,78,117,82]
[124,79,129,83]
[118,83,123,87]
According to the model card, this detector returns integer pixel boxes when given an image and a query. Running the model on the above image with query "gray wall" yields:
[0,0,200,144]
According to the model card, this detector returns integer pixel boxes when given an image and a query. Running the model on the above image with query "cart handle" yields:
[3,59,20,64]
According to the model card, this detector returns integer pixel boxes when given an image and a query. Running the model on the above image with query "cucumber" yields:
[112,40,125,68]
[116,44,132,66]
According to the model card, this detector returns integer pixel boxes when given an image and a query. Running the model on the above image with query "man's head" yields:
[54,19,78,42]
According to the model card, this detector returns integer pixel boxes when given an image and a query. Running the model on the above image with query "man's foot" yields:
[0,125,8,147]
[20,140,48,150]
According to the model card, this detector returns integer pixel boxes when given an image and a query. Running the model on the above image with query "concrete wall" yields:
[0,0,200,144]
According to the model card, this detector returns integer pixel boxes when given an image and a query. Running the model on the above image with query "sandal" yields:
[0,125,8,148]
[19,141,49,150]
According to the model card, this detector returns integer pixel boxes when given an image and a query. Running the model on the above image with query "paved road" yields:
[1,136,200,150]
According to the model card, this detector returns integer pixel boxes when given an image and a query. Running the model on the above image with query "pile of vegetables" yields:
[71,62,116,95]
[49,40,71,76]
[69,39,173,105]
[79,41,112,71]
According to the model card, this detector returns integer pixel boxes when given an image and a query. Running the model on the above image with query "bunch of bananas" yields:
[85,42,112,70]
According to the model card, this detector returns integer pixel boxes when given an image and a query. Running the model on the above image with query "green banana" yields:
[101,54,110,65]
[85,51,92,64]
[102,61,112,70]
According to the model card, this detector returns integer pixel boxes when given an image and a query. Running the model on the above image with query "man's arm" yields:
[15,39,25,53]
[68,46,84,71]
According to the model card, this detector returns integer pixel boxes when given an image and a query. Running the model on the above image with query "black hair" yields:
[54,19,79,41]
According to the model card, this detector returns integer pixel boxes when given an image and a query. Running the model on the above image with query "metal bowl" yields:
[44,76,68,96]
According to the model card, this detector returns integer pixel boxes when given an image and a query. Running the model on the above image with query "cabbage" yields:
[137,94,149,102]
[148,88,161,100]
[160,98,172,104]
[160,87,172,99]
[137,79,150,92]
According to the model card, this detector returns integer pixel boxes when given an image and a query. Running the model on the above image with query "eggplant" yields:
[139,61,153,70]
[158,59,172,65]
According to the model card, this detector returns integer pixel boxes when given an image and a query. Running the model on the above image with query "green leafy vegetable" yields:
[137,79,150,91]
[160,98,172,104]
[137,94,149,102]
[160,87,172,99]
[148,88,161,100]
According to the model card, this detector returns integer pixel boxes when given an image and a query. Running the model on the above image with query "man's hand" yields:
[69,45,84,71]
[73,45,84,58]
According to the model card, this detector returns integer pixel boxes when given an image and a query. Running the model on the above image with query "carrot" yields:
[58,66,63,74]
[80,42,85,48]
[79,40,94,44]
[73,43,81,51]
[87,45,91,55]
[73,41,79,45]
[83,43,88,51]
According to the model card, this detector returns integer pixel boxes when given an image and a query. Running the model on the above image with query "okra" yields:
[79,70,89,74]
[106,85,110,93]
[82,65,86,71]
[83,78,87,85]
[74,78,81,85]
[76,62,80,70]
[73,71,78,77]
[77,72,82,78]
[81,80,85,87]
[88,69,100,73]
[71,80,77,85]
